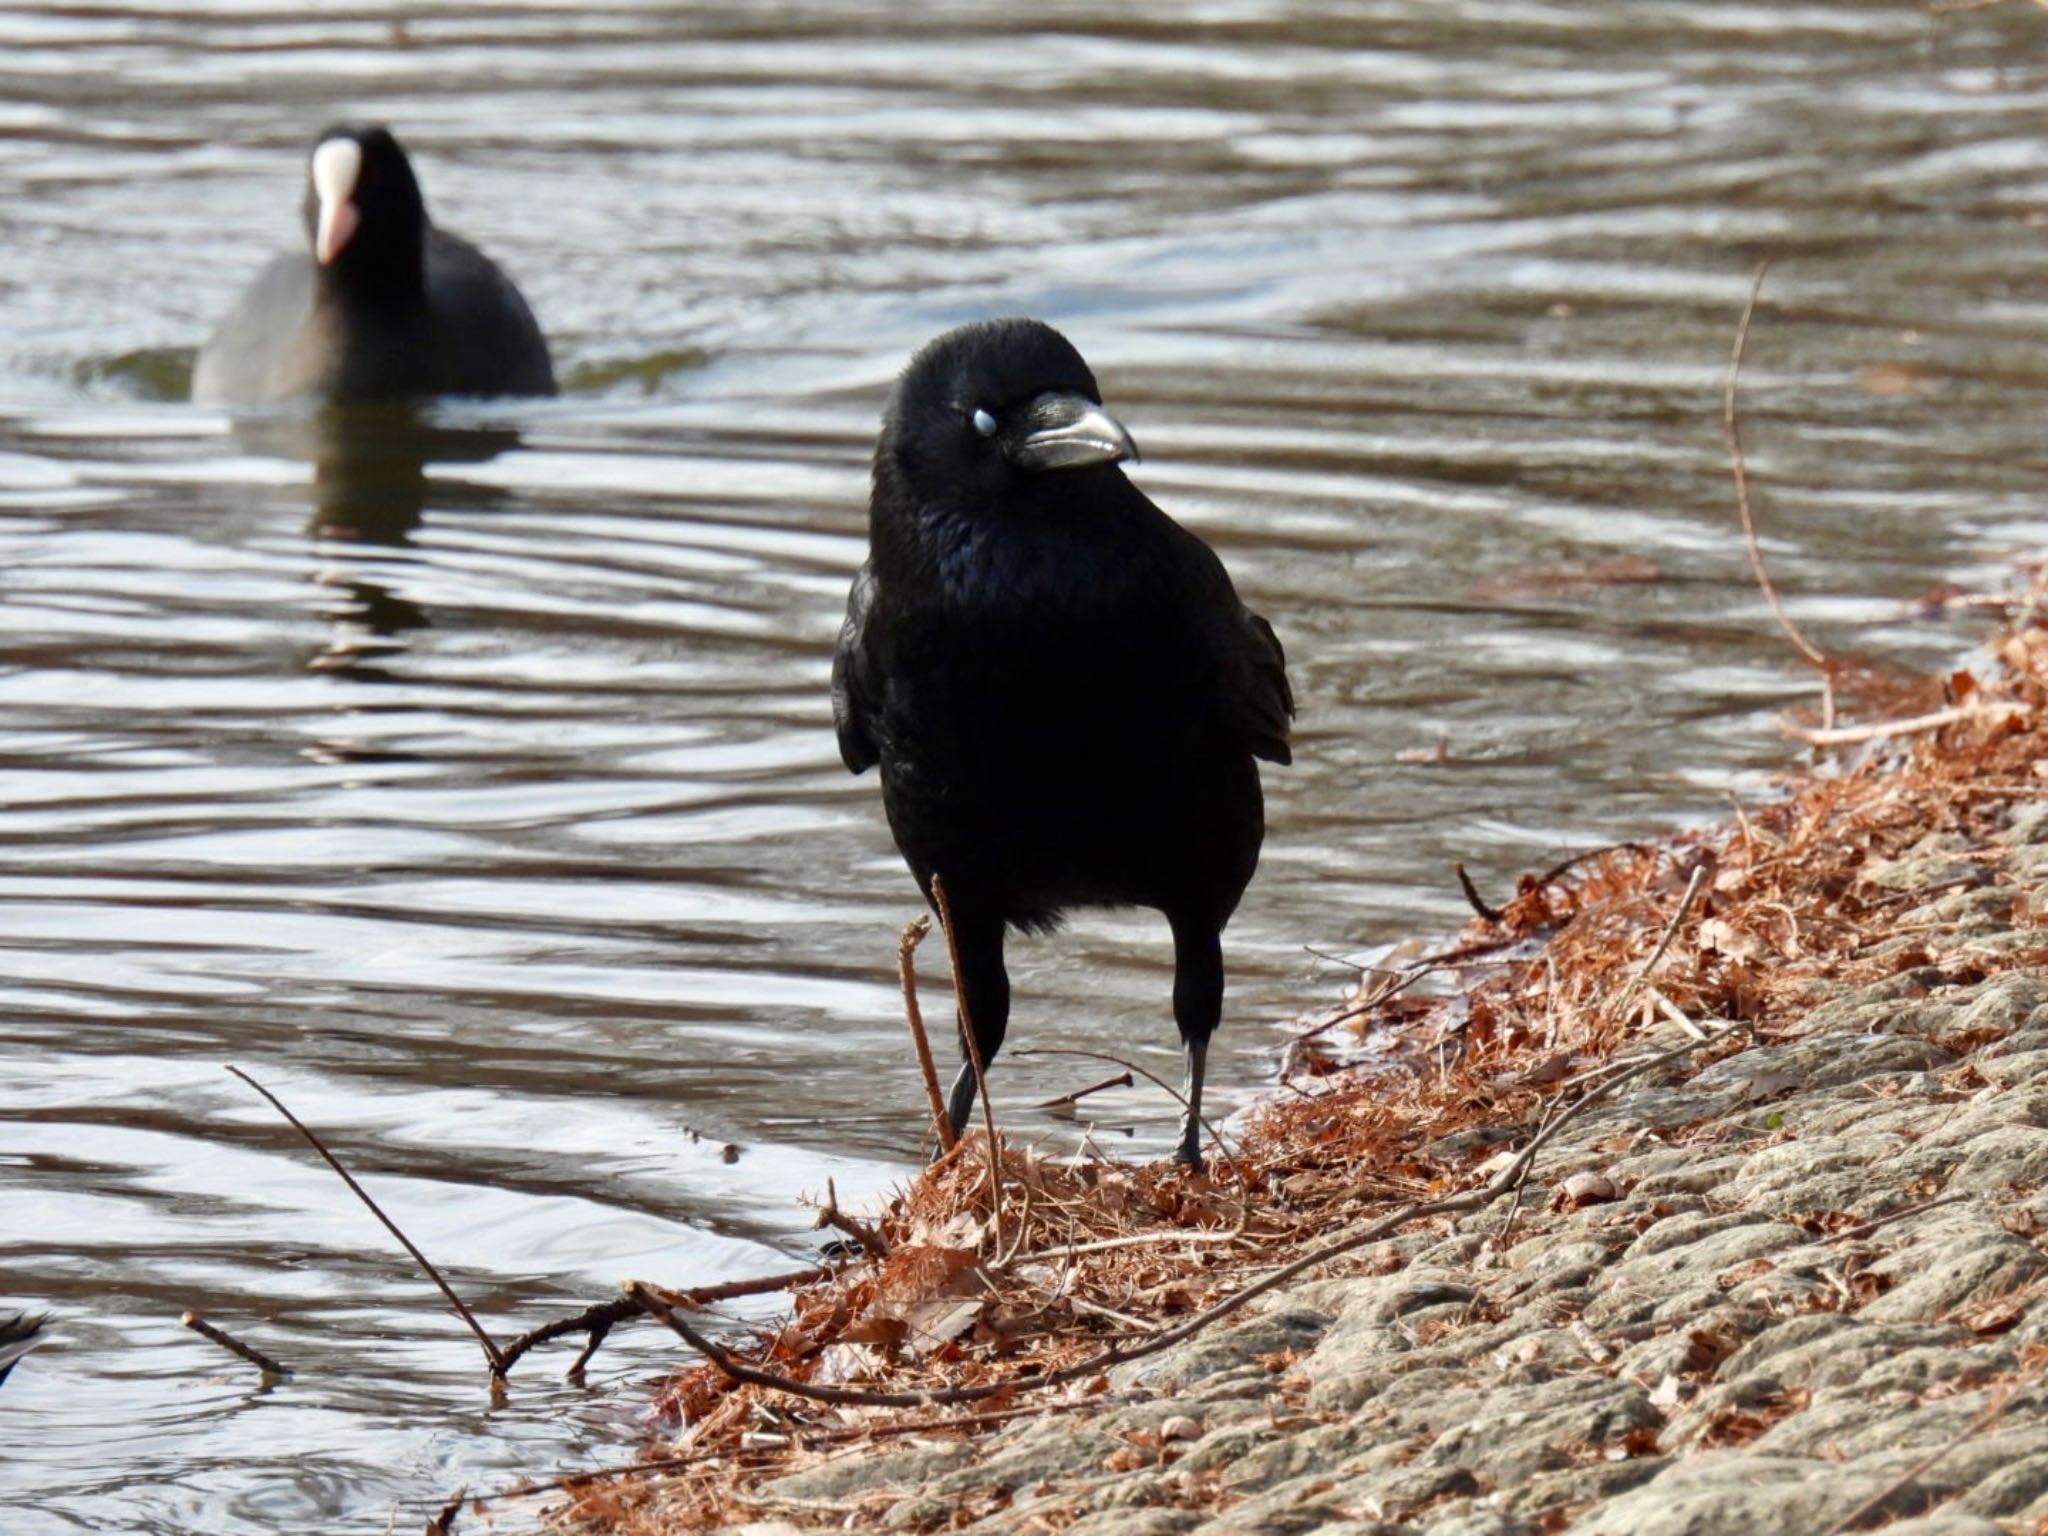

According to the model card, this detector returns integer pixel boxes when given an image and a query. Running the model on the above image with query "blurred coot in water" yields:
[0,1311,45,1386]
[192,125,555,405]
[832,318,1293,1169]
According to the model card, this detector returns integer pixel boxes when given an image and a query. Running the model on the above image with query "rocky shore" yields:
[544,619,2048,1536]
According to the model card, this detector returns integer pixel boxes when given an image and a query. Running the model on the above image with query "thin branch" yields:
[181,1311,292,1377]
[1454,862,1504,923]
[930,874,1005,1244]
[1785,700,2028,748]
[1725,257,1831,675]
[499,1297,638,1377]
[897,915,955,1153]
[1036,1072,1134,1110]
[1614,863,1707,1016]
[1008,1046,1236,1172]
[225,1065,507,1376]
[812,1178,889,1261]
[629,1020,1746,1412]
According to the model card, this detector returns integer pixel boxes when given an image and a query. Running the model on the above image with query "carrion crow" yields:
[833,317,1293,1168]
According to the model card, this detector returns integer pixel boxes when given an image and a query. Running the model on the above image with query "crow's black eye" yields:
[970,408,997,438]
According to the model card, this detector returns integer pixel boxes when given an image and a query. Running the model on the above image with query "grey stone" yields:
[1950,1125,2048,1191]
[1417,1376,1661,1484]
[1719,1314,1963,1388]
[1567,1452,1933,1534]
[926,1421,1126,1495]
[1490,1455,1669,1518]
[1869,840,1988,892]
[1110,1307,1333,1392]
[883,1493,956,1529]
[1061,1512,1205,1536]
[1860,1235,2047,1322]
[1962,1452,2048,1516]
[1224,1419,1403,1495]
[1978,1048,2048,1088]
[1419,1510,1534,1536]
[767,1441,974,1499]
[1871,1518,2011,1536]
[1998,802,2048,845]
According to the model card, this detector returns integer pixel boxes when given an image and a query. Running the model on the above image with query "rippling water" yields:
[8,2,2048,1530]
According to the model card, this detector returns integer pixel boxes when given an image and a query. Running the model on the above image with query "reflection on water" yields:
[7,1,2048,1531]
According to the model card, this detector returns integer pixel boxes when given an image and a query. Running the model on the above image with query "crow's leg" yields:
[939,899,1010,1145]
[1169,915,1224,1170]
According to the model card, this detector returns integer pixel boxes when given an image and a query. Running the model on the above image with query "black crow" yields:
[833,318,1293,1168]
[193,125,555,405]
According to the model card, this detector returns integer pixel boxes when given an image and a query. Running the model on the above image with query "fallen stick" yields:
[1008,1045,1236,1173]
[897,915,955,1154]
[1454,862,1505,924]
[1614,862,1707,1016]
[225,1065,507,1377]
[1035,1071,1133,1110]
[629,1020,1748,1412]
[1784,700,2028,748]
[813,1178,888,1260]
[1724,257,1834,701]
[496,1263,837,1377]
[181,1311,292,1377]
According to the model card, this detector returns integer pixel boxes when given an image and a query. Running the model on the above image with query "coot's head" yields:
[300,125,429,292]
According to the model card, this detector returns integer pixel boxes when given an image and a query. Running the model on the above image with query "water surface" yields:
[7,2,2048,1529]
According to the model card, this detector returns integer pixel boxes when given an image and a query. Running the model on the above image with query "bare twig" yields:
[1785,700,2028,748]
[812,1178,889,1261]
[1454,862,1504,924]
[1644,985,1710,1042]
[897,915,955,1153]
[498,1297,640,1377]
[930,874,1004,1244]
[629,1020,1746,1412]
[1611,863,1708,1025]
[497,1267,829,1377]
[225,1065,507,1376]
[1008,1046,1236,1173]
[1725,258,1832,682]
[181,1311,292,1377]
[1036,1071,1134,1110]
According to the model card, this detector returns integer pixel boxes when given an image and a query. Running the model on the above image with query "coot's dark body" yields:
[193,126,553,406]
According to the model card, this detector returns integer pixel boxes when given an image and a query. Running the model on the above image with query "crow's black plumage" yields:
[193,125,555,405]
[833,318,1293,1167]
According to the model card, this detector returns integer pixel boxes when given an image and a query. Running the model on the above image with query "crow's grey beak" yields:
[1005,392,1140,473]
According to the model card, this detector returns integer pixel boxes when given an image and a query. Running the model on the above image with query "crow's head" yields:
[880,318,1139,506]
[302,125,429,291]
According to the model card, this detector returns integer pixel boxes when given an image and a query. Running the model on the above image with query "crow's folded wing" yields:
[831,563,881,774]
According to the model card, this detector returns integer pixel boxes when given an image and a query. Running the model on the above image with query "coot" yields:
[192,125,555,405]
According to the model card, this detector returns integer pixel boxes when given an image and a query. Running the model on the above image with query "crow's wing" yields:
[832,563,881,774]
[1233,607,1295,765]
[1159,516,1295,766]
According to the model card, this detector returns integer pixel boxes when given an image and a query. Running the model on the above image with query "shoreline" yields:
[536,609,2048,1536]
